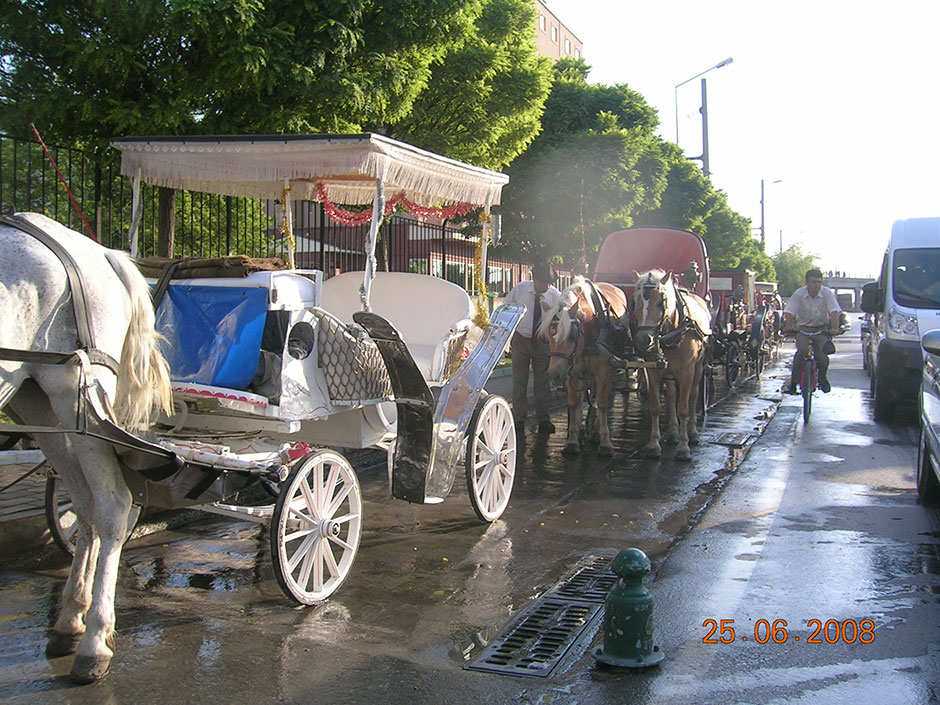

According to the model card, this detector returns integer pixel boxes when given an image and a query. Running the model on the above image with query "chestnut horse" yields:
[538,277,629,456]
[0,213,172,683]
[632,269,711,460]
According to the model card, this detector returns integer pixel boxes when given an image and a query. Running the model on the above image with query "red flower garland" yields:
[316,183,474,225]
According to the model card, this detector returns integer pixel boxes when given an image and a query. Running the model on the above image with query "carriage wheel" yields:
[45,476,78,556]
[271,449,362,605]
[725,344,741,386]
[465,394,516,522]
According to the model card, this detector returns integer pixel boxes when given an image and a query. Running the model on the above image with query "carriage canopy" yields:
[593,227,710,299]
[110,133,508,208]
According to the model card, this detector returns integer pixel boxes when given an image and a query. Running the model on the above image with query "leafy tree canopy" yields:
[381,0,552,169]
[773,244,819,297]
[0,0,478,150]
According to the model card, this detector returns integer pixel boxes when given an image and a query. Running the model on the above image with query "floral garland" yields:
[472,211,492,329]
[316,182,474,225]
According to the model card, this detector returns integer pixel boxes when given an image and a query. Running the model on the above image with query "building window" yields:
[539,14,546,31]
[551,25,557,43]
[565,38,571,55]
[574,48,581,59]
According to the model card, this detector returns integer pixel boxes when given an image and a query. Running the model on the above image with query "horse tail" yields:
[105,249,173,429]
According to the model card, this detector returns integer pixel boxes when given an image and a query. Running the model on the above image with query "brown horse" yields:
[538,278,630,456]
[631,269,711,460]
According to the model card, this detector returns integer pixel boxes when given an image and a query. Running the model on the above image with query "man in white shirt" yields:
[782,268,842,394]
[503,262,562,433]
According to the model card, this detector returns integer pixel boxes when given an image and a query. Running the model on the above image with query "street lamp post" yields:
[759,178,783,248]
[674,57,733,177]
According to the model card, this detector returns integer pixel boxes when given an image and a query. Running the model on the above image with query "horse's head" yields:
[538,278,595,383]
[632,269,676,360]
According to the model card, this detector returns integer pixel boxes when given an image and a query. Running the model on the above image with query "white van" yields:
[862,218,940,420]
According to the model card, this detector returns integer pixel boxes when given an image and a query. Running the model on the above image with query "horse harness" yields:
[636,274,708,360]
[0,214,120,375]
[550,280,631,384]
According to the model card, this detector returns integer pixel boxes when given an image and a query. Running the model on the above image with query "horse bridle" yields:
[635,276,669,359]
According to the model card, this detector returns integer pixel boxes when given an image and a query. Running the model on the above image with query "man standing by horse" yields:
[504,262,561,433]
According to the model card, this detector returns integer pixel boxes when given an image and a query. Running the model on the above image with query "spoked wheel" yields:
[725,343,741,386]
[271,449,362,605]
[802,359,814,423]
[45,475,78,555]
[465,394,516,522]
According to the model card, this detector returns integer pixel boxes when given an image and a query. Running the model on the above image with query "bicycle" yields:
[785,329,833,423]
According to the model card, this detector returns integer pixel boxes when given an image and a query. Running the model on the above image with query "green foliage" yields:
[497,62,667,266]
[383,0,552,169]
[0,0,480,146]
[773,245,818,297]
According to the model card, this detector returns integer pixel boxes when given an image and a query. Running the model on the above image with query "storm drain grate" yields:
[543,554,617,603]
[465,554,615,678]
[709,431,754,448]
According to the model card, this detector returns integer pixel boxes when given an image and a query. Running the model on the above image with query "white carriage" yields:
[49,134,523,605]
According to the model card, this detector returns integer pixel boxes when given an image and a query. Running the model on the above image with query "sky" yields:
[545,0,940,278]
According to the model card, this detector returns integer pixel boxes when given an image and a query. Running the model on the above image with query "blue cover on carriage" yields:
[155,285,268,389]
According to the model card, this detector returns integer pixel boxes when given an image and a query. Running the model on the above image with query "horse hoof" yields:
[70,655,111,684]
[46,632,83,658]
[676,448,692,461]
[562,444,580,456]
[689,437,700,447]
[597,445,613,458]
[642,446,662,459]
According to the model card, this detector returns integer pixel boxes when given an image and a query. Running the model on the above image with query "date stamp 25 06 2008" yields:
[702,618,875,645]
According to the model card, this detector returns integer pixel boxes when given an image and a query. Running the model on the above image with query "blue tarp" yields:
[155,285,268,389]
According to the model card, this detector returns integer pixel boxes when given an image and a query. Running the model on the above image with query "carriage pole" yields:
[360,179,385,312]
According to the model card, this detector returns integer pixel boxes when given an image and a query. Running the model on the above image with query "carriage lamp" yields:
[594,548,665,668]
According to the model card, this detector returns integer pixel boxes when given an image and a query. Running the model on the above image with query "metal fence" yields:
[0,133,540,295]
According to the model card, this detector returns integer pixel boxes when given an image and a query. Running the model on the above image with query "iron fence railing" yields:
[0,132,542,294]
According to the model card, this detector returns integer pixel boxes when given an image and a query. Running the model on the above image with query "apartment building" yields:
[533,0,583,62]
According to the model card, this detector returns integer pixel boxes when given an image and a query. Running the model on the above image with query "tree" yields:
[382,0,552,169]
[496,60,668,266]
[0,0,479,148]
[773,245,818,297]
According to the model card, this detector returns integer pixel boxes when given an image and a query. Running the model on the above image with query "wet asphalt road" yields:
[2,322,938,704]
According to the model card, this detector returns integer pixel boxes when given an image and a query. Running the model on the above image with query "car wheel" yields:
[917,427,940,504]
[872,366,894,422]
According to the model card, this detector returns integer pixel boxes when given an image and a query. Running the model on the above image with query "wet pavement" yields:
[2,326,939,704]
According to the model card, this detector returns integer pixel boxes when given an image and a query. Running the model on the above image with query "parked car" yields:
[917,330,940,502]
[861,218,940,421]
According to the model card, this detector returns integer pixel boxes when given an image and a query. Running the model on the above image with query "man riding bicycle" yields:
[782,268,842,394]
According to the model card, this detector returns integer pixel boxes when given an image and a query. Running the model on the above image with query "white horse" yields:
[0,213,172,684]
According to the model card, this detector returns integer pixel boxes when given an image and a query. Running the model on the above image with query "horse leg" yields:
[643,370,662,458]
[596,366,614,457]
[675,370,694,461]
[688,354,703,445]
[663,379,679,445]
[68,436,135,684]
[562,383,582,455]
[9,390,97,657]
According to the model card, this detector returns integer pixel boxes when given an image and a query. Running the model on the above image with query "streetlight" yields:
[674,57,733,177]
[760,178,783,249]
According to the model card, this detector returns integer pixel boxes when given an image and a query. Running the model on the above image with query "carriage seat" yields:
[319,271,473,384]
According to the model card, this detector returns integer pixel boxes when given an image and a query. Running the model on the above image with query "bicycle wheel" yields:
[802,358,814,423]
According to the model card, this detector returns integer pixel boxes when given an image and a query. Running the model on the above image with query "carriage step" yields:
[464,553,615,678]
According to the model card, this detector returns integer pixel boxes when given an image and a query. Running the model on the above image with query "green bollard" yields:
[594,548,664,668]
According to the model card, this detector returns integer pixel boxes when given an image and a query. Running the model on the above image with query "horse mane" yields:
[106,249,173,429]
[537,276,597,343]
